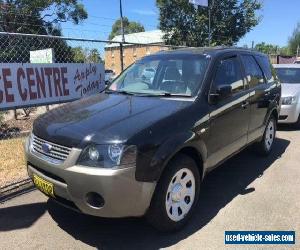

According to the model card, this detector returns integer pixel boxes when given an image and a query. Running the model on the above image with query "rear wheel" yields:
[146,154,200,232]
[255,116,277,156]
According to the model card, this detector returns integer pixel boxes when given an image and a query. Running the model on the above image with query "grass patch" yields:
[0,138,27,187]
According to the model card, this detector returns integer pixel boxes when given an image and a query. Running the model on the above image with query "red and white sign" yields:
[0,63,105,110]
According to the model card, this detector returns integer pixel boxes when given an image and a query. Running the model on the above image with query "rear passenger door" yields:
[206,54,251,168]
[240,54,273,142]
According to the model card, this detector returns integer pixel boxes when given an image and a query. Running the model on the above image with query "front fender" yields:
[135,131,207,182]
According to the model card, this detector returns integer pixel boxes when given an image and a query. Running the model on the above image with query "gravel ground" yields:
[0,129,299,250]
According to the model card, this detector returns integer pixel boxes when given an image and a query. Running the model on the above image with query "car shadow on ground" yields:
[277,124,299,132]
[0,202,47,231]
[46,137,290,250]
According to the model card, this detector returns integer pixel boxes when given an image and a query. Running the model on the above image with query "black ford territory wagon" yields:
[26,48,281,231]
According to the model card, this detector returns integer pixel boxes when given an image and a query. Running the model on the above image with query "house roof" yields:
[105,30,164,48]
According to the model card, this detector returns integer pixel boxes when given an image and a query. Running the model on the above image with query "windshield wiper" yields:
[105,90,192,98]
[153,92,192,98]
[105,90,135,95]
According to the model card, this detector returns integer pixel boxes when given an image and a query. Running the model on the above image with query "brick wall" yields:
[105,44,168,75]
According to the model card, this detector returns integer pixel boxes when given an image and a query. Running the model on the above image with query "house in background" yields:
[104,30,167,75]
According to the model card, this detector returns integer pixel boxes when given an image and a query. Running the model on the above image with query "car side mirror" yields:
[210,85,232,104]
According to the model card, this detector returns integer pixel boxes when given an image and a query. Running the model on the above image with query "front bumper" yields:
[278,103,300,124]
[25,137,156,218]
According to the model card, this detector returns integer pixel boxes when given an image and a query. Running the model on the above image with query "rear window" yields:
[275,68,300,84]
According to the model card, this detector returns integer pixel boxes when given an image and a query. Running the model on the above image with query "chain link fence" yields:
[0,32,110,63]
[0,32,183,64]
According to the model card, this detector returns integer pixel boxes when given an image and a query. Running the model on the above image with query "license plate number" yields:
[33,174,55,197]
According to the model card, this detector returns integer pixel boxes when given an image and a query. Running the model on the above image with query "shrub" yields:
[0,112,4,124]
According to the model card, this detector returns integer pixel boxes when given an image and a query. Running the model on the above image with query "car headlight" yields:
[77,144,137,168]
[281,96,297,105]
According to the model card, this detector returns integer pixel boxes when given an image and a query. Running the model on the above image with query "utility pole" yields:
[119,0,125,43]
[119,0,125,72]
[208,7,211,47]
[208,0,214,47]
[297,44,300,57]
[190,1,211,46]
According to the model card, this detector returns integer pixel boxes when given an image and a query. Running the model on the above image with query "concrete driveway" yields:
[0,129,299,250]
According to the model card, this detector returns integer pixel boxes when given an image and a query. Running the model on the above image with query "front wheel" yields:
[146,154,200,232]
[255,116,277,156]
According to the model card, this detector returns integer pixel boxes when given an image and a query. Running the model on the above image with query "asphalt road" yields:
[1,128,299,250]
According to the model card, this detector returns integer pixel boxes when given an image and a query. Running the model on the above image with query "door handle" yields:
[241,101,249,109]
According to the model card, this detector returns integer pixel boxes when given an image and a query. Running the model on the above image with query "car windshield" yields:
[275,68,300,84]
[108,54,210,97]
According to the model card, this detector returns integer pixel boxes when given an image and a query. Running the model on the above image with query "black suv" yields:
[25,48,281,231]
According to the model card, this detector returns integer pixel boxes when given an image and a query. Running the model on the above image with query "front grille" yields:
[32,134,71,162]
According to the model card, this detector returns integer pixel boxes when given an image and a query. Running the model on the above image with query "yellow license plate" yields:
[33,174,55,197]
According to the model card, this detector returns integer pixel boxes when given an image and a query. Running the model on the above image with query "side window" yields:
[241,55,265,87]
[214,57,244,94]
[255,55,274,83]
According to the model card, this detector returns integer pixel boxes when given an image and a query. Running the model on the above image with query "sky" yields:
[61,0,300,54]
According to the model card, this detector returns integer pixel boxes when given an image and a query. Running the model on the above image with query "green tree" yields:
[280,46,293,56]
[109,17,145,40]
[0,0,88,63]
[157,0,262,46]
[72,47,103,63]
[255,42,279,54]
[0,111,4,124]
[288,22,300,56]
[87,49,102,63]
[0,0,87,34]
[72,47,87,63]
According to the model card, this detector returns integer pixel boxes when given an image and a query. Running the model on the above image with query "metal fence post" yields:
[120,42,124,72]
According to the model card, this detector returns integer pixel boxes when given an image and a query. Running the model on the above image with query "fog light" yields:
[88,147,99,161]
[85,192,104,208]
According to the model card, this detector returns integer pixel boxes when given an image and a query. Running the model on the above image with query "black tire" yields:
[146,154,201,232]
[254,115,277,156]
